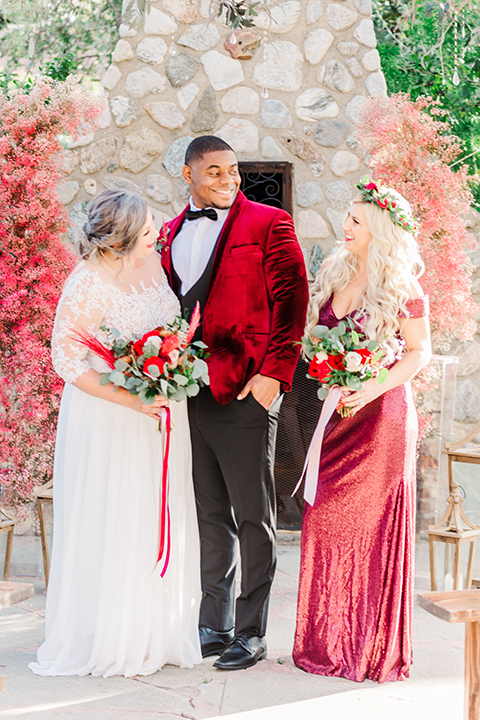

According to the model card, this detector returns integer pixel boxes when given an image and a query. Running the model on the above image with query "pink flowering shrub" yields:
[358,93,477,349]
[358,94,478,437]
[0,78,102,515]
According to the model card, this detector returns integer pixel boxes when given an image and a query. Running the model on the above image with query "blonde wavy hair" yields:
[307,190,424,342]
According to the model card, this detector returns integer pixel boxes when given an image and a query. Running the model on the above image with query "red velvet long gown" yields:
[293,295,429,683]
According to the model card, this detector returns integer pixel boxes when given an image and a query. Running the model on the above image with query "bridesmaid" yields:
[293,180,431,683]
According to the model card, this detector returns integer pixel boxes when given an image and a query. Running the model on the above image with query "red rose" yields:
[377,198,388,209]
[390,201,397,209]
[365,182,378,191]
[316,360,332,381]
[308,359,319,377]
[328,354,344,371]
[309,359,331,381]
[357,348,374,364]
[133,330,161,356]
[144,357,165,376]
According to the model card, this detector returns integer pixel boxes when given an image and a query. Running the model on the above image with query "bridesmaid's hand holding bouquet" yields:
[302,318,391,417]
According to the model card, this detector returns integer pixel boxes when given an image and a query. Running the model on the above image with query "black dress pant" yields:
[188,387,282,637]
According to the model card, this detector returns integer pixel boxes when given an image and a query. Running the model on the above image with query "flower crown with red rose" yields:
[356,177,420,235]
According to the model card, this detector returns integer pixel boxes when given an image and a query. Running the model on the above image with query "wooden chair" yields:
[33,480,53,588]
[0,509,17,581]
[427,421,480,591]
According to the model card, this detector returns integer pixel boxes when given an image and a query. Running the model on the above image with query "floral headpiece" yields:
[356,177,420,235]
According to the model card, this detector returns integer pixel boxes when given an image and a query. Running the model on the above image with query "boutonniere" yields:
[155,220,170,252]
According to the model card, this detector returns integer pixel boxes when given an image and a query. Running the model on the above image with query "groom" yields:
[161,136,308,670]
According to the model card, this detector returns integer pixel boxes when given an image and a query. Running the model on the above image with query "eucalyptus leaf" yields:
[328,326,343,338]
[351,330,359,345]
[175,374,189,386]
[311,325,329,339]
[160,379,170,396]
[146,364,160,378]
[317,386,329,400]
[193,341,208,349]
[346,376,363,391]
[139,389,156,405]
[367,340,378,351]
[125,376,139,389]
[172,386,187,402]
[114,358,130,371]
[110,370,126,386]
[192,358,208,379]
[186,383,200,397]
[377,367,389,384]
[99,373,111,386]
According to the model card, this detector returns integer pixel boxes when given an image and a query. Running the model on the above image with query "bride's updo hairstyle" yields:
[79,188,148,260]
[307,185,424,343]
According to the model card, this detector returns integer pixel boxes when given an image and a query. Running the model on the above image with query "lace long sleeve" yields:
[52,269,108,384]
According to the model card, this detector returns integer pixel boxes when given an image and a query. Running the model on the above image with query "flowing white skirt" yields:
[29,384,202,677]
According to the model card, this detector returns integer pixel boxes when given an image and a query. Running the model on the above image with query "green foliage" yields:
[373,0,480,204]
[218,1,260,28]
[0,0,123,82]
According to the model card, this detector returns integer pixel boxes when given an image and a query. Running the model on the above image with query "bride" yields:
[29,188,202,678]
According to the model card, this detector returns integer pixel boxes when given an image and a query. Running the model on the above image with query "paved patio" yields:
[0,535,464,720]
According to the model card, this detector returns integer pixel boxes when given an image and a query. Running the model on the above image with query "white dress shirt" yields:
[171,198,230,296]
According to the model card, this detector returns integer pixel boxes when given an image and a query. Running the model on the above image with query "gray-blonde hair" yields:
[79,189,148,260]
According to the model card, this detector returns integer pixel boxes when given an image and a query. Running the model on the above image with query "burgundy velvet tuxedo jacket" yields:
[161,190,309,405]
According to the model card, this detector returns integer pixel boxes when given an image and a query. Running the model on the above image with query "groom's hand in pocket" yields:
[237,374,280,411]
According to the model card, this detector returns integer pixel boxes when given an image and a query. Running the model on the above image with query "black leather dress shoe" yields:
[199,626,235,658]
[213,629,267,670]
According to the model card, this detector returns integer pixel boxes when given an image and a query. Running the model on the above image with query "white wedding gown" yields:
[29,261,202,677]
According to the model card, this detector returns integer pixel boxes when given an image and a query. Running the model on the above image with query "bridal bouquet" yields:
[72,303,209,576]
[302,318,391,417]
[73,303,209,404]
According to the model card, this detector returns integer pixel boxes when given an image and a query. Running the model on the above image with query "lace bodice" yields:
[52,266,180,384]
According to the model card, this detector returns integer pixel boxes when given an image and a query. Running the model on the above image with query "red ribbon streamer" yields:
[157,407,171,577]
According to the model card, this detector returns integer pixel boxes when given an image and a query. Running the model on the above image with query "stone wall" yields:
[59,0,386,278]
[58,0,480,535]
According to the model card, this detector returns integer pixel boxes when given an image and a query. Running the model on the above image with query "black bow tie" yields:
[185,207,218,222]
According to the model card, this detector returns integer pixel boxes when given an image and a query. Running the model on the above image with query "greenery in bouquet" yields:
[303,318,393,417]
[75,305,209,406]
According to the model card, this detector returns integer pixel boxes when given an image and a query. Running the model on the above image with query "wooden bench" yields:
[418,590,480,719]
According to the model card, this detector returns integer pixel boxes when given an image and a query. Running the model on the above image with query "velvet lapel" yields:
[207,190,246,296]
[161,206,187,286]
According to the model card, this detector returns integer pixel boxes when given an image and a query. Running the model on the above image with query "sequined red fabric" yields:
[293,295,429,683]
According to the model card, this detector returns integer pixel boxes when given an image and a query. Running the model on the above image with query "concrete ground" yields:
[0,535,464,720]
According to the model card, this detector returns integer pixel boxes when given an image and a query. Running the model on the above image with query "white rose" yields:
[315,350,328,362]
[345,351,363,372]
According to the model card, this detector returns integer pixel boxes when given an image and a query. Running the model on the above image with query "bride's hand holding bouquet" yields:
[73,302,209,423]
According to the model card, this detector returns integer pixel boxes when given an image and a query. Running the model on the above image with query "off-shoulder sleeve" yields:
[398,295,429,319]
[51,269,108,384]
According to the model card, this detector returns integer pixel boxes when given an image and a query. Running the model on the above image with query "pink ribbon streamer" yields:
[157,407,171,577]
[292,385,342,506]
